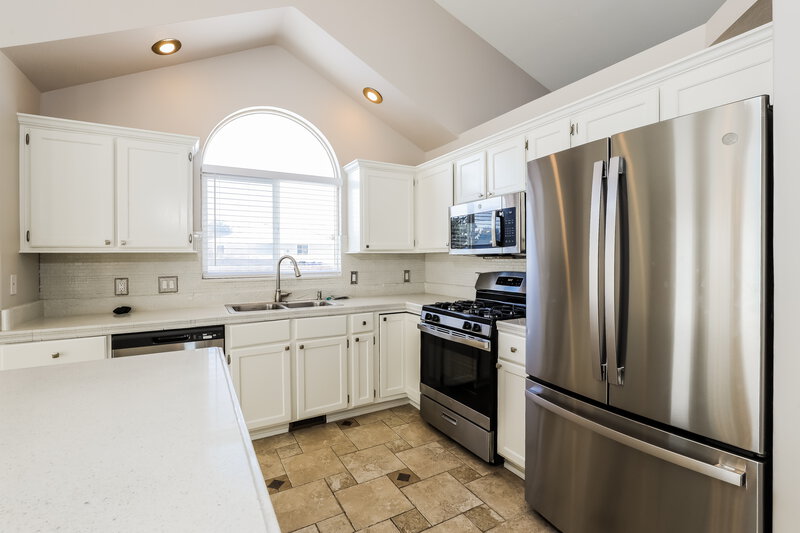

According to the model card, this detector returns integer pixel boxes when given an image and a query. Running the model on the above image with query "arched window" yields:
[202,108,341,277]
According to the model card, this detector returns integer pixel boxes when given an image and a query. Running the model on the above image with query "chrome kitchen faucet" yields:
[274,255,301,302]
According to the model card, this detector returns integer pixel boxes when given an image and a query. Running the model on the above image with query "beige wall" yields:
[0,52,40,310]
[424,254,525,299]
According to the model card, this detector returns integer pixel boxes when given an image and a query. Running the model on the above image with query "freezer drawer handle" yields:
[526,390,746,487]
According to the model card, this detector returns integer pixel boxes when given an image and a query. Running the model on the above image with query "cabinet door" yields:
[116,138,193,251]
[378,314,406,397]
[403,314,421,404]
[659,39,772,120]
[526,118,571,162]
[454,151,486,204]
[23,128,114,249]
[363,168,414,250]
[486,136,527,197]
[497,359,527,470]
[350,334,375,407]
[571,87,660,146]
[229,342,292,430]
[415,163,453,252]
[296,337,348,418]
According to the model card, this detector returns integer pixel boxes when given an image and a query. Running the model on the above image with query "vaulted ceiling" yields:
[1,0,728,151]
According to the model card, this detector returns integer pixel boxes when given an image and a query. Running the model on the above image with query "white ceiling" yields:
[1,0,731,151]
[434,0,727,90]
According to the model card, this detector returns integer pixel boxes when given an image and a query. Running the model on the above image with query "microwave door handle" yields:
[490,210,498,247]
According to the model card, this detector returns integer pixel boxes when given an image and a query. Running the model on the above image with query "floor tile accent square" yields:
[335,476,414,530]
[326,471,358,492]
[401,472,482,525]
[270,479,341,532]
[343,421,399,450]
[340,444,406,483]
[282,446,347,486]
[466,470,528,520]
[390,508,430,533]
[395,441,462,479]
[425,514,483,532]
[293,423,352,452]
[317,513,354,533]
[392,421,444,447]
[337,419,360,429]
[264,474,293,495]
[463,504,504,531]
[387,468,421,489]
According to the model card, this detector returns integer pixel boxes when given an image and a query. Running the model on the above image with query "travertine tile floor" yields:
[254,404,557,532]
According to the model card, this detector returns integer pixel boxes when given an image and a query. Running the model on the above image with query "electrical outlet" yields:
[114,278,129,296]
[158,276,179,294]
[9,274,17,295]
[403,270,411,283]
[350,271,358,285]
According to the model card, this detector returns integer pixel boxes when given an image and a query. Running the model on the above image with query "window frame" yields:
[200,107,342,280]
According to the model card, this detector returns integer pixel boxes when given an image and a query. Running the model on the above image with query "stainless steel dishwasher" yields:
[111,326,225,358]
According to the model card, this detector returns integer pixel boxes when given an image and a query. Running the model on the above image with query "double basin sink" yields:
[225,300,340,314]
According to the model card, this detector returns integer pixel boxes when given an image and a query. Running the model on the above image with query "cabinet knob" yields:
[299,344,304,350]
[362,321,367,326]
[488,192,494,196]
[510,347,518,353]
[104,240,111,245]
[355,337,360,343]
[478,193,484,198]
[121,240,127,246]
[51,352,60,359]
[366,244,370,249]
[445,242,449,247]
[495,362,502,369]
[284,346,290,351]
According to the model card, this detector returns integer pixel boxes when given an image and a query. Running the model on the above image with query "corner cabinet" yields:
[414,162,453,252]
[345,160,415,252]
[19,114,198,253]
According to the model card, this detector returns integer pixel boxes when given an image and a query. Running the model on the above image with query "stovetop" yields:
[427,299,526,321]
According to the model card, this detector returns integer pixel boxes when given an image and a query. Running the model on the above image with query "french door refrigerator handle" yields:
[526,389,746,487]
[605,156,625,386]
[589,160,607,382]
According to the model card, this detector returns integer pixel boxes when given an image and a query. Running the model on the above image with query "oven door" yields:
[418,323,496,430]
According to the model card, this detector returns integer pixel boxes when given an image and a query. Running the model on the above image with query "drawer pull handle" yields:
[51,352,60,359]
[510,347,518,353]
[441,413,458,426]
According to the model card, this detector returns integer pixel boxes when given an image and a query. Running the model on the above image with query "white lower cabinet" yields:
[230,342,292,430]
[497,332,527,472]
[0,336,107,371]
[350,334,375,407]
[378,312,421,401]
[296,337,349,419]
[403,314,421,404]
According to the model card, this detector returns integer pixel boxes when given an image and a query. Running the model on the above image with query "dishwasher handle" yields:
[153,334,191,344]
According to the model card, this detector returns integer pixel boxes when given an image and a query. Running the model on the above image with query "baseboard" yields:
[503,460,525,479]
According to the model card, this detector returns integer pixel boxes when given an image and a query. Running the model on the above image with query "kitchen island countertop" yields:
[0,348,280,532]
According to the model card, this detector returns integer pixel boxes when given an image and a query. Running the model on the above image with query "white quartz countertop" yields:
[497,317,526,336]
[0,348,280,533]
[0,293,451,343]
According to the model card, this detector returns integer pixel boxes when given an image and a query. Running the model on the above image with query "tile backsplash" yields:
[38,252,526,317]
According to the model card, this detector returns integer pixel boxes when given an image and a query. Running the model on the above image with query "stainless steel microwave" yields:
[449,192,525,255]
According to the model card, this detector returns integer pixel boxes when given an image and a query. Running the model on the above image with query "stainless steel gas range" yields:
[418,271,525,463]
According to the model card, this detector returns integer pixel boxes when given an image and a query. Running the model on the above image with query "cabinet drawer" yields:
[350,313,374,333]
[295,315,347,339]
[1,336,107,371]
[226,320,290,350]
[498,332,525,366]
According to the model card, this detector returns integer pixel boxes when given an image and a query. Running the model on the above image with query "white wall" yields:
[0,52,40,310]
[770,1,799,531]
[424,254,525,299]
[36,44,427,313]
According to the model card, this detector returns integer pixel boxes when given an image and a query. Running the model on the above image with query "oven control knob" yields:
[472,323,482,333]
[432,315,440,323]
[425,313,433,321]
[463,321,471,330]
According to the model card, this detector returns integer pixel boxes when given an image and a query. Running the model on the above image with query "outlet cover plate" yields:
[114,278,129,296]
[158,276,179,294]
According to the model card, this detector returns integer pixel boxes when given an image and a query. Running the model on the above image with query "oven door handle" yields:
[417,323,492,352]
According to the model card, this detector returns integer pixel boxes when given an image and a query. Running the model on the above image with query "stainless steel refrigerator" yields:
[524,96,770,533]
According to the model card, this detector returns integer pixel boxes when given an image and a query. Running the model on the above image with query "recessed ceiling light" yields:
[151,38,182,56]
[363,87,383,104]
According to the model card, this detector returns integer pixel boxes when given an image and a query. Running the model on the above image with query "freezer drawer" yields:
[525,381,764,533]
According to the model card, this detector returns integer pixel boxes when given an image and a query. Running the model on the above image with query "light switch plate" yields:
[403,270,411,283]
[9,274,17,295]
[350,271,358,285]
[158,276,179,294]
[114,278,129,296]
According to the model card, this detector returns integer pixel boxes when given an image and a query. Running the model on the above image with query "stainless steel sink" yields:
[225,302,287,313]
[280,300,339,308]
[225,300,339,313]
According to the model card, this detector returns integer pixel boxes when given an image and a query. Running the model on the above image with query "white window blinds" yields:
[203,170,340,277]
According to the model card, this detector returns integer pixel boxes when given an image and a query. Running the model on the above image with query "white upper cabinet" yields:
[525,118,571,162]
[414,162,453,252]
[116,138,193,251]
[570,87,660,146]
[22,128,115,249]
[659,38,772,120]
[345,160,415,252]
[486,135,527,197]
[18,114,198,253]
[454,151,486,204]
